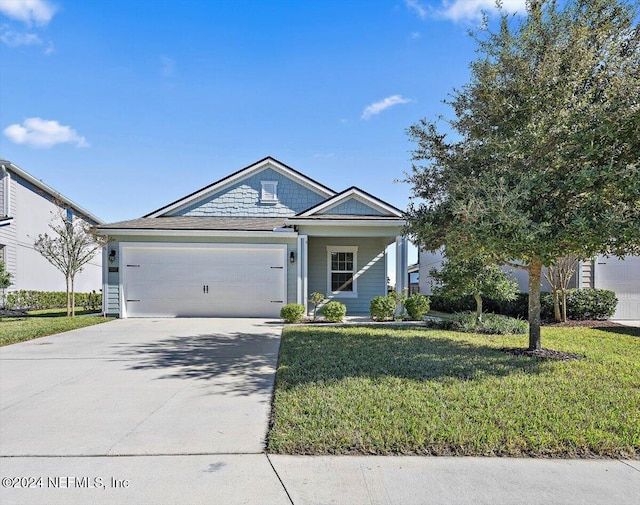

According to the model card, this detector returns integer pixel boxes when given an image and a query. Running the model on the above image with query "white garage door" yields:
[121,243,287,317]
[594,255,640,320]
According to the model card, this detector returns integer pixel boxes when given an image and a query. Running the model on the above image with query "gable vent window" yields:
[260,181,278,204]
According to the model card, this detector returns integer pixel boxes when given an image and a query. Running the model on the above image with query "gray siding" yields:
[307,236,388,315]
[104,234,298,316]
[0,171,102,293]
[319,198,385,216]
[580,260,594,288]
[172,167,326,217]
[0,175,17,283]
[0,171,4,213]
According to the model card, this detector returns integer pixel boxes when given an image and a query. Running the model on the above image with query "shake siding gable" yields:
[318,198,386,216]
[170,168,327,217]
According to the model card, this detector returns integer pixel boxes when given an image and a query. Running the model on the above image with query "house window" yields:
[327,246,358,297]
[66,208,73,222]
[260,181,278,203]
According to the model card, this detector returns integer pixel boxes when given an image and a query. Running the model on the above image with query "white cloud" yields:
[0,26,42,46]
[405,0,427,19]
[361,95,412,120]
[3,118,89,148]
[0,0,57,26]
[437,0,527,22]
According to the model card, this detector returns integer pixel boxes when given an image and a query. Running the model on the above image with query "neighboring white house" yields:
[417,250,640,320]
[0,159,104,293]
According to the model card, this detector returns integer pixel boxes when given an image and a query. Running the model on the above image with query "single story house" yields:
[0,159,104,293]
[417,250,640,320]
[96,157,408,318]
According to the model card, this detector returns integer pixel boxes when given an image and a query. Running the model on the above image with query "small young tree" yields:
[544,255,579,322]
[430,255,518,323]
[0,260,12,310]
[308,292,325,320]
[34,209,104,316]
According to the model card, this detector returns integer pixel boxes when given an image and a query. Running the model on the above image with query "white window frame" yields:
[260,181,278,204]
[326,245,358,298]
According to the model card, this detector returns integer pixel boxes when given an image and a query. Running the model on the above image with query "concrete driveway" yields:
[0,318,282,456]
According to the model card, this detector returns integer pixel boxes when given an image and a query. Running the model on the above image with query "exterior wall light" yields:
[108,249,116,263]
[289,251,295,264]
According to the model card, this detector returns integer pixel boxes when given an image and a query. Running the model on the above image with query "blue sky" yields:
[0,0,527,267]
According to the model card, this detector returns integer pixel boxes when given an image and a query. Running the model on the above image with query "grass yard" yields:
[268,325,640,458]
[0,308,113,346]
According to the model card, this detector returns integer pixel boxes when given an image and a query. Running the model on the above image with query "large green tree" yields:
[404,0,640,350]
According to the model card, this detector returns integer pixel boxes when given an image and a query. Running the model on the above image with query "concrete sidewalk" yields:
[1,454,638,505]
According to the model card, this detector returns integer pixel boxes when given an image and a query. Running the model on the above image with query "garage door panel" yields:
[122,244,287,318]
[595,256,640,320]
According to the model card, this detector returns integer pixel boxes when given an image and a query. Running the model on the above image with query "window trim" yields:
[326,245,358,298]
[260,181,278,204]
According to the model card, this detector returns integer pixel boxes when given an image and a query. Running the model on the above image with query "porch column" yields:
[395,236,408,294]
[297,235,308,311]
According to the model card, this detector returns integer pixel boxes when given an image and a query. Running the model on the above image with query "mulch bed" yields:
[543,319,623,328]
[499,347,586,361]
[0,309,28,317]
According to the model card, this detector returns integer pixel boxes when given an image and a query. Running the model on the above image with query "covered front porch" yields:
[290,222,408,315]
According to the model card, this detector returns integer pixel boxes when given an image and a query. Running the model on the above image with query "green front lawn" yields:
[268,325,640,458]
[0,308,113,346]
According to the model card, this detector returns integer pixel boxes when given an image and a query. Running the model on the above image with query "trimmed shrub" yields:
[429,293,475,314]
[280,303,305,324]
[404,293,430,321]
[431,291,554,321]
[565,288,617,320]
[369,295,396,321]
[427,312,528,335]
[5,290,102,311]
[322,301,347,322]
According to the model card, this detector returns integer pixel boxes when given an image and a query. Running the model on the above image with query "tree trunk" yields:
[71,276,76,317]
[561,288,568,322]
[528,260,543,350]
[552,288,561,322]
[474,293,483,324]
[66,276,71,317]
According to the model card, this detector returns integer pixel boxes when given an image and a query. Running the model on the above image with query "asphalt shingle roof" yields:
[98,216,288,231]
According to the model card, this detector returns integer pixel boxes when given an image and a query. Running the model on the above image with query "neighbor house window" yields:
[327,246,358,297]
[260,181,278,203]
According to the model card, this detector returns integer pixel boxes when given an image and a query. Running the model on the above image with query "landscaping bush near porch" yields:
[268,325,639,457]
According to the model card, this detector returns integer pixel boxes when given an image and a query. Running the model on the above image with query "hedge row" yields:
[4,290,102,311]
[430,288,617,321]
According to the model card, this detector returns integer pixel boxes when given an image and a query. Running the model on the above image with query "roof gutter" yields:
[94,228,299,238]
[285,219,406,227]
